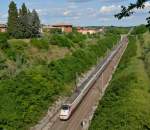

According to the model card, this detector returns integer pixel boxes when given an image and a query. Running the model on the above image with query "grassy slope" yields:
[89,36,150,130]
[142,32,150,77]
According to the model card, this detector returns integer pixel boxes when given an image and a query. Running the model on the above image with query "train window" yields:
[62,105,69,110]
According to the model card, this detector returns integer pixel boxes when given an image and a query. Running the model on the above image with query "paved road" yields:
[42,36,128,130]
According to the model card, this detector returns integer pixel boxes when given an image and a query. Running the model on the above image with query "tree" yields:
[15,15,32,38]
[115,0,150,29]
[7,1,41,38]
[30,9,41,37]
[18,3,28,17]
[15,3,30,38]
[21,3,28,16]
[7,1,18,37]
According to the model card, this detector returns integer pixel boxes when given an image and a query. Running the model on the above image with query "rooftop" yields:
[52,23,72,27]
[0,24,7,28]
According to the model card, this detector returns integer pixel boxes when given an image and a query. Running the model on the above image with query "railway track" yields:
[32,35,129,130]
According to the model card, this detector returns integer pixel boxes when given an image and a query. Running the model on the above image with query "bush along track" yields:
[0,34,119,130]
[89,35,150,130]
[138,32,150,78]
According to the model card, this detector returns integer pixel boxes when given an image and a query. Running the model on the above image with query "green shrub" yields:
[139,34,150,77]
[131,25,148,34]
[0,33,9,49]
[49,32,87,48]
[106,27,130,35]
[66,32,87,43]
[49,28,62,34]
[0,32,9,39]
[3,40,28,63]
[50,34,73,48]
[31,38,49,49]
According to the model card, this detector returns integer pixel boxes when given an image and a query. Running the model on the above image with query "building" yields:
[77,27,97,35]
[52,23,72,33]
[77,27,104,35]
[42,25,54,33]
[42,23,73,33]
[0,24,7,33]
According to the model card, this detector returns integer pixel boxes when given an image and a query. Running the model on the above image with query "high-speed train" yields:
[59,37,127,120]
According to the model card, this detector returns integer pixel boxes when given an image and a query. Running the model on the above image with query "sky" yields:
[0,0,150,26]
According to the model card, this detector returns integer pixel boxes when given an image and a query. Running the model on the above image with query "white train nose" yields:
[59,105,70,120]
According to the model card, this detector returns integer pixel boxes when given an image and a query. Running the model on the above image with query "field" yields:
[89,32,150,130]
[0,29,123,130]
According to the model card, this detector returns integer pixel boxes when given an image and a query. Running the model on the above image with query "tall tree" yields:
[8,2,41,38]
[31,9,41,37]
[7,1,18,36]
[20,3,28,16]
[15,15,32,38]
[115,0,150,29]
[16,3,32,38]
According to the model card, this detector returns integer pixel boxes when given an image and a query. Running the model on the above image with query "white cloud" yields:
[73,16,80,20]
[0,13,8,23]
[99,17,110,21]
[63,10,71,16]
[36,9,48,16]
[144,2,150,9]
[99,5,121,14]
[68,3,78,9]
[1,13,7,19]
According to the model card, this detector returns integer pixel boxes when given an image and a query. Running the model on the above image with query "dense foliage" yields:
[131,25,148,34]
[7,1,18,37]
[0,33,9,49]
[89,35,150,130]
[0,33,119,130]
[106,26,130,35]
[30,38,49,50]
[7,1,40,38]
[139,33,150,77]
[49,32,87,48]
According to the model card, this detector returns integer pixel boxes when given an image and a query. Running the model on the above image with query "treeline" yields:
[106,26,130,35]
[131,24,148,35]
[7,1,40,38]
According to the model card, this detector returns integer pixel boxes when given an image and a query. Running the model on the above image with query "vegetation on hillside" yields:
[49,31,87,48]
[131,25,148,35]
[0,29,120,129]
[139,32,150,77]
[89,34,150,130]
[106,26,130,35]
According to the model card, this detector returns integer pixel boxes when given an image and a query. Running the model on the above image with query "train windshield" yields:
[62,105,69,110]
